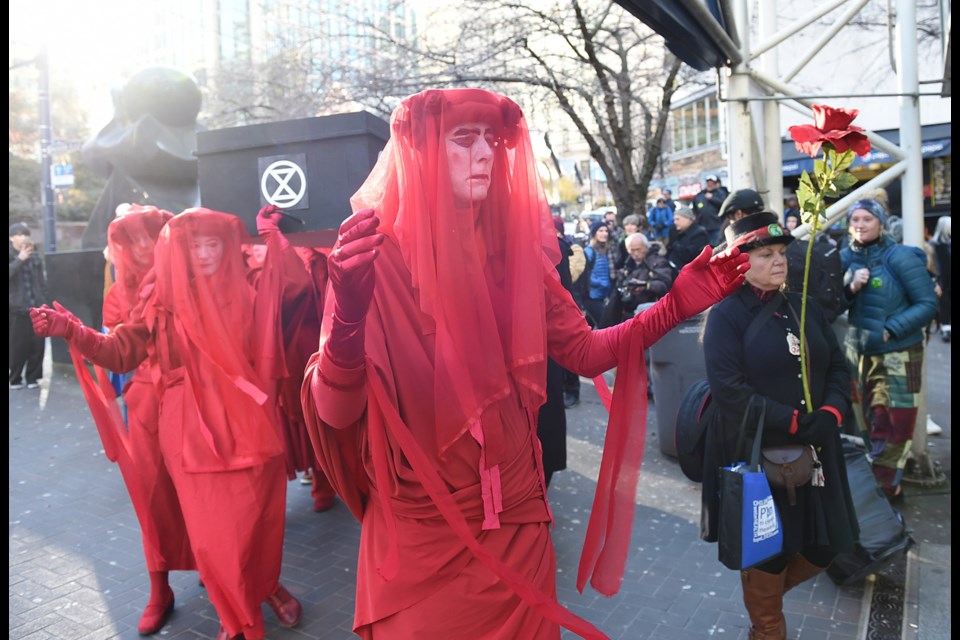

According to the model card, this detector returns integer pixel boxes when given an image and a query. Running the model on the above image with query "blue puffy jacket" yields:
[584,245,613,300]
[840,235,937,355]
[648,205,674,240]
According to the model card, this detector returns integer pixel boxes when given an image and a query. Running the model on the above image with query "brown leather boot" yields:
[783,554,827,593]
[741,568,787,640]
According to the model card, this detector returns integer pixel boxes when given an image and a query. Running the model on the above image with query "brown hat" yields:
[719,212,794,253]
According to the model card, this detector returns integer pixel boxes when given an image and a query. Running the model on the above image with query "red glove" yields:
[324,208,383,368]
[30,302,105,359]
[31,303,77,339]
[257,205,289,249]
[670,245,750,318]
[632,245,749,343]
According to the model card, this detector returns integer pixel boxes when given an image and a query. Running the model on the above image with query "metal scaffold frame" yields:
[722,0,944,485]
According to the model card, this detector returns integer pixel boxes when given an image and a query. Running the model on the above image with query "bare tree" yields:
[350,0,700,219]
[196,1,703,219]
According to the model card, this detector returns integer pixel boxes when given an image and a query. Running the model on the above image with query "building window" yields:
[671,94,721,153]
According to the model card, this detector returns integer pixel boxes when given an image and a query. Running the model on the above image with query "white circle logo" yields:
[261,160,307,208]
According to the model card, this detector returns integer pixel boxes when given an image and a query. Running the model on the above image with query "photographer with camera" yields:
[9,223,49,390]
[599,233,675,328]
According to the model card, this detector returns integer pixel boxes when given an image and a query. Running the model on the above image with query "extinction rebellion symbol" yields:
[259,155,308,209]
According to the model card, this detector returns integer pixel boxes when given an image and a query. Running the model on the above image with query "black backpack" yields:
[674,292,785,482]
[785,235,844,324]
[675,379,716,482]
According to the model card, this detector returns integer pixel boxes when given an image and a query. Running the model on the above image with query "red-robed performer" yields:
[301,88,750,639]
[32,208,305,640]
[246,217,338,512]
[67,204,197,635]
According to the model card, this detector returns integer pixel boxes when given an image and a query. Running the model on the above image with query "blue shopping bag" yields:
[717,397,783,570]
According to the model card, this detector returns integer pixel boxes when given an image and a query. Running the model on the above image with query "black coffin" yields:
[45,249,106,364]
[196,111,390,245]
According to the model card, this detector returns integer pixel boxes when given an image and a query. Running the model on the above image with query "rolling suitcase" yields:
[826,436,913,585]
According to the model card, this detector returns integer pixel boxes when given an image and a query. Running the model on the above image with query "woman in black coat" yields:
[701,213,858,640]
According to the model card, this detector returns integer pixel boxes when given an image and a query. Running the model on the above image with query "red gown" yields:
[100,285,195,574]
[68,208,196,578]
[302,88,697,640]
[304,238,660,640]
[73,210,305,640]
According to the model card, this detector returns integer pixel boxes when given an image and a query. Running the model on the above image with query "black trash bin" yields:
[647,310,707,457]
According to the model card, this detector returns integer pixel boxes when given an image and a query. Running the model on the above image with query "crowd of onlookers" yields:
[560,179,950,347]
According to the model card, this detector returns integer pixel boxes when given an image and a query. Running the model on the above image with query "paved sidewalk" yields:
[9,336,950,639]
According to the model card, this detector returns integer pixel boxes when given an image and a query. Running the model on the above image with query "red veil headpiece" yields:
[107,204,173,316]
[351,88,560,462]
[152,208,282,469]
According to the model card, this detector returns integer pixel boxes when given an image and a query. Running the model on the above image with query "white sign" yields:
[260,159,307,208]
[51,163,74,189]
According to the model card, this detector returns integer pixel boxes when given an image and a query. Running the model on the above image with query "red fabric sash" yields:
[66,344,131,463]
[577,326,649,596]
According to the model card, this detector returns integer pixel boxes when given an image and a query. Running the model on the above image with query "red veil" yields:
[107,205,174,318]
[151,208,283,471]
[71,205,174,461]
[351,88,561,465]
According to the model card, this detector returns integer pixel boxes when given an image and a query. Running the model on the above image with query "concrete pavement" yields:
[9,333,950,639]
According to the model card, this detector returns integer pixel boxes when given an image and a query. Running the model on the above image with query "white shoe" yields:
[926,415,943,436]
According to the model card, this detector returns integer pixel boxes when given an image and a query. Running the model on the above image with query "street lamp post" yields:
[38,47,57,253]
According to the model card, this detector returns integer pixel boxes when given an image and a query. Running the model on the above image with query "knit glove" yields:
[324,208,383,368]
[797,410,839,446]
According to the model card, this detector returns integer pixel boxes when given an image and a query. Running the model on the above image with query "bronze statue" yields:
[80,67,203,249]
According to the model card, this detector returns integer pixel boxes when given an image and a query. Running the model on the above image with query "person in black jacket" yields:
[701,212,858,640]
[9,223,50,389]
[539,217,573,478]
[600,233,675,328]
[692,174,729,246]
[667,207,709,273]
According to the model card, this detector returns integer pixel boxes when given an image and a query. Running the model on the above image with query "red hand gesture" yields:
[328,208,384,323]
[30,301,79,339]
[670,245,750,318]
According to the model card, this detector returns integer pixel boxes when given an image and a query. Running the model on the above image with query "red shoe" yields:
[138,587,174,635]
[214,625,245,640]
[313,496,335,512]
[264,584,302,628]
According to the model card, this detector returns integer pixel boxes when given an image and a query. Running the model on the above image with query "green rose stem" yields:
[789,105,871,414]
[795,148,858,410]
[797,189,823,410]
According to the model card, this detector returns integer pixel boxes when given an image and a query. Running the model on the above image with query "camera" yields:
[618,278,646,303]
